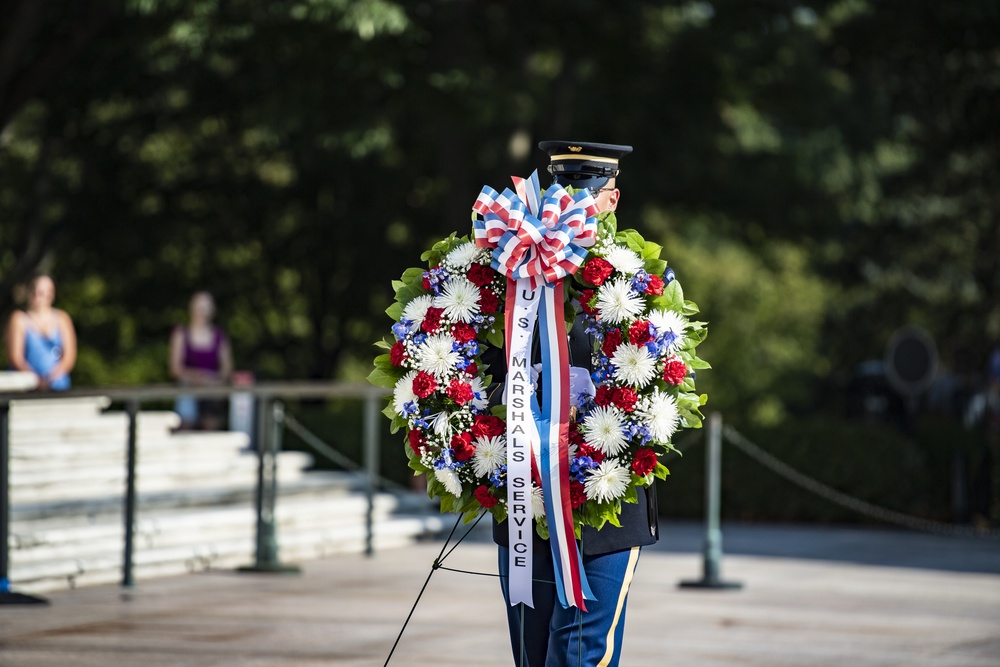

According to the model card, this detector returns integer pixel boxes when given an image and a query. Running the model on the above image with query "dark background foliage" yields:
[2,0,998,523]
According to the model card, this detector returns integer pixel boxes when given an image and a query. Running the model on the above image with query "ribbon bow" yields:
[473,171,599,288]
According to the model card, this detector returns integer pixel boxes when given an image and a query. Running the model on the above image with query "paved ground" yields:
[1,521,999,666]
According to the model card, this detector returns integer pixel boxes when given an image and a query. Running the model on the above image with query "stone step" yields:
[9,493,404,563]
[8,469,366,522]
[9,490,447,593]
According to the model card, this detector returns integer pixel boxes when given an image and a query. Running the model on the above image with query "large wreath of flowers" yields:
[369,209,708,536]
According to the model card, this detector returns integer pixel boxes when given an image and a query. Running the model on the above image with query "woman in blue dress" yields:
[5,275,77,391]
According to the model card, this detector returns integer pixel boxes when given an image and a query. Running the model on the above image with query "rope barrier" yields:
[722,424,1000,539]
[281,410,408,492]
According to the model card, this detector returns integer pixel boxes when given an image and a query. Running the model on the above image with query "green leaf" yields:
[644,258,668,276]
[654,462,670,480]
[687,356,712,370]
[490,403,507,419]
[642,242,663,260]
[366,366,400,389]
[386,301,404,321]
[486,326,505,349]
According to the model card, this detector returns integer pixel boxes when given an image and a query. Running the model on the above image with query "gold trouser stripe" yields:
[597,546,641,667]
[550,154,620,164]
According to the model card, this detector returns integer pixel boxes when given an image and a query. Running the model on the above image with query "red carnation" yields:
[421,306,444,333]
[412,371,438,398]
[631,448,658,477]
[579,289,597,315]
[471,414,505,439]
[464,362,478,376]
[451,322,477,344]
[662,358,687,386]
[479,289,500,314]
[467,263,495,287]
[407,429,426,455]
[421,276,431,290]
[611,386,639,413]
[645,275,665,295]
[594,385,614,407]
[570,481,587,508]
[474,485,499,509]
[628,320,652,346]
[578,443,605,464]
[390,340,408,366]
[582,257,615,286]
[451,432,476,461]
[446,379,475,405]
[601,328,623,358]
[568,421,584,445]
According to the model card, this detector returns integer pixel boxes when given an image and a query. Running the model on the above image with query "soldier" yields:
[491,141,658,667]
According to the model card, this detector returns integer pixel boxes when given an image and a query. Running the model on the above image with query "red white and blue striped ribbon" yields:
[472,170,598,611]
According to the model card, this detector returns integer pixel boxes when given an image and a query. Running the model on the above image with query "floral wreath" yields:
[370,206,708,537]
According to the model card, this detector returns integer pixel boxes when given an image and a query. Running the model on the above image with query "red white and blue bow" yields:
[473,171,598,611]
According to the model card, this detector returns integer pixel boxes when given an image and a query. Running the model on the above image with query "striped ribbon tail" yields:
[538,281,594,610]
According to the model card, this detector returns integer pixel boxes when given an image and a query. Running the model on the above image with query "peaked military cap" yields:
[538,140,633,191]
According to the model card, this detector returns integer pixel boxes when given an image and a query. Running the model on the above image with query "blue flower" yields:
[402,401,419,417]
[570,456,598,483]
[391,321,411,339]
[413,333,428,346]
[664,268,676,284]
[489,464,507,487]
[630,270,651,294]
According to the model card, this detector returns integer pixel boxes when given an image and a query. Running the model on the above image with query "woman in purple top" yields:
[169,291,232,430]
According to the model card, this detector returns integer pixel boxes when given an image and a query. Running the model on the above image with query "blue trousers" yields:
[498,545,641,667]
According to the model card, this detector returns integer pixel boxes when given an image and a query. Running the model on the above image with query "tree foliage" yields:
[0,0,996,426]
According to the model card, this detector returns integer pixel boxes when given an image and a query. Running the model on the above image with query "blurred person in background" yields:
[5,274,77,391]
[169,291,232,430]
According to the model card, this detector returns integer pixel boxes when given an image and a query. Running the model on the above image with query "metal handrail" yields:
[0,380,386,602]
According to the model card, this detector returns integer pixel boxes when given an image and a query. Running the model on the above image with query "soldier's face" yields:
[592,179,619,213]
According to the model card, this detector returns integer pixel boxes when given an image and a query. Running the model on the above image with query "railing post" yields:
[122,398,140,589]
[364,389,380,557]
[239,396,299,574]
[0,401,47,604]
[680,412,742,590]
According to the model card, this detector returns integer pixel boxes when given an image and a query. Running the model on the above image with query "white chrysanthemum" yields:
[583,405,629,456]
[428,411,453,438]
[402,295,436,330]
[584,460,631,503]
[472,436,506,477]
[444,242,480,270]
[469,375,489,412]
[435,468,463,497]
[648,309,688,350]
[531,484,546,518]
[392,371,419,415]
[612,343,658,388]
[638,390,680,443]
[595,278,644,324]
[435,277,481,323]
[605,246,645,275]
[414,334,461,378]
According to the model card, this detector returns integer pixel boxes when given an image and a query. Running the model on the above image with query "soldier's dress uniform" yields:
[489,141,657,667]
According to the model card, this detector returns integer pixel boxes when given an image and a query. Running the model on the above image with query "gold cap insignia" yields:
[568,146,583,152]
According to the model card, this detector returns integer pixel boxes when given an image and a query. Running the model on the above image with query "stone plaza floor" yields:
[2,521,999,666]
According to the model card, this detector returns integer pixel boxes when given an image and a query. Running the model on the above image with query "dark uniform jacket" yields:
[487,315,659,556]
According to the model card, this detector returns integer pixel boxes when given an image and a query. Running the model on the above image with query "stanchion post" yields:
[0,400,47,604]
[364,390,380,557]
[239,396,299,574]
[680,412,742,590]
[122,398,140,589]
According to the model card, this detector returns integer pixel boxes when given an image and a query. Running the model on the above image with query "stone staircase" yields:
[6,395,445,594]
